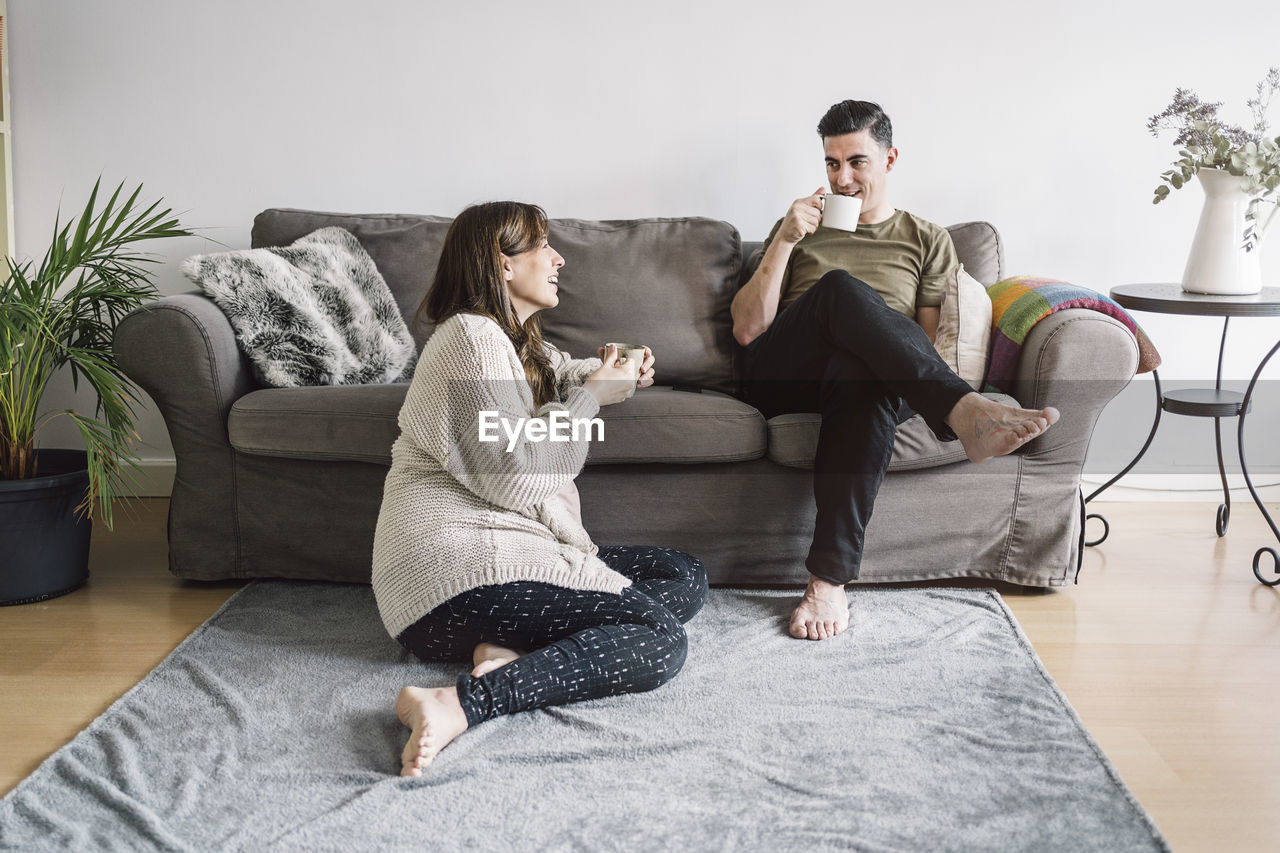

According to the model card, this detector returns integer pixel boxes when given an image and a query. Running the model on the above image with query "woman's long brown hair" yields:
[417,201,557,407]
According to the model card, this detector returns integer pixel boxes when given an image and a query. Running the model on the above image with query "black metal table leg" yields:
[1214,318,1231,536]
[1238,338,1280,586]
[1107,284,1280,582]
[1214,418,1232,536]
[1084,370,1164,546]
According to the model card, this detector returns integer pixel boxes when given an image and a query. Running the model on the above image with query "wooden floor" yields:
[2,499,1279,850]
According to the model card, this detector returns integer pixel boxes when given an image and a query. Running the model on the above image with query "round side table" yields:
[1084,284,1280,585]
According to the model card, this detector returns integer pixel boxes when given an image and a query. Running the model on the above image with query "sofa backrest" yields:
[251,208,997,397]
[943,221,1005,286]
[540,218,741,394]
[252,209,743,394]
[252,209,450,350]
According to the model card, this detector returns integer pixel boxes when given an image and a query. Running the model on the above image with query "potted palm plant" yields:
[1,180,192,604]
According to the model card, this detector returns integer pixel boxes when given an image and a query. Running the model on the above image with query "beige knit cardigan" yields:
[371,312,630,639]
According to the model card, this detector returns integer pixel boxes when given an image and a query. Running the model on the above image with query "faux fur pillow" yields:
[183,227,417,387]
[933,263,992,389]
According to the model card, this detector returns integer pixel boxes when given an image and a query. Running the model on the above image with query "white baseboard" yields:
[127,461,177,497]
[1081,473,1280,502]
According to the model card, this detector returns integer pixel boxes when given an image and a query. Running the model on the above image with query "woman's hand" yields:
[637,346,655,389]
[593,345,656,390]
[584,344,638,406]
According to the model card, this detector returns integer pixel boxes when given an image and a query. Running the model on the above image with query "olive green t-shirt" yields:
[762,209,957,320]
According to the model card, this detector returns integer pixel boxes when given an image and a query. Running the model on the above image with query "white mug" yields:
[820,194,863,232]
[604,342,646,398]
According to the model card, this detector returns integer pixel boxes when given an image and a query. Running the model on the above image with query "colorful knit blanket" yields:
[984,276,1161,395]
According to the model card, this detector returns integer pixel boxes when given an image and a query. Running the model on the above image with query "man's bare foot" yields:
[946,392,1061,463]
[470,642,524,678]
[789,576,850,640]
[395,686,469,777]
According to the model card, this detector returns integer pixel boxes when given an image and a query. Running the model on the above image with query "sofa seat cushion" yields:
[765,392,1020,471]
[229,385,766,467]
[587,387,765,465]
[230,384,408,464]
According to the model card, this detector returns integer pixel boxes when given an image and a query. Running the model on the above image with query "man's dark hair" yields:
[816,100,893,149]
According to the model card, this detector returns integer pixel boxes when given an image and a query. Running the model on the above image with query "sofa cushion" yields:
[254,212,744,397]
[945,221,1004,286]
[183,227,418,388]
[586,387,765,464]
[228,384,765,467]
[253,210,450,349]
[229,384,408,463]
[536,218,741,395]
[764,391,1020,471]
[934,263,993,389]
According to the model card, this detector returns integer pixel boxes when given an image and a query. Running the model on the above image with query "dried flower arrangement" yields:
[1149,68,1280,250]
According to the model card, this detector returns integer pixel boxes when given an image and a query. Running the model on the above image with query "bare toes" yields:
[470,660,501,678]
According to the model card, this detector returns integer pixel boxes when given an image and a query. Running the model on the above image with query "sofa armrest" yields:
[115,293,260,579]
[1009,308,1140,459]
[116,293,258,429]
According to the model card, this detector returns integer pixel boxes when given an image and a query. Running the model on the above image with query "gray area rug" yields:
[0,583,1168,852]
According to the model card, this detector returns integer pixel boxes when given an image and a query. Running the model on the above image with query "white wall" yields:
[9,0,1280,483]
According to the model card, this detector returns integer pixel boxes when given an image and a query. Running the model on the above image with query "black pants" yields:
[742,270,974,584]
[397,545,707,727]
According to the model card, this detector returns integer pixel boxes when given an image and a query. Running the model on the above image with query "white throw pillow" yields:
[183,227,417,387]
[932,263,992,389]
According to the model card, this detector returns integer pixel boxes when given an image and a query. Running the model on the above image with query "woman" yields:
[372,201,707,777]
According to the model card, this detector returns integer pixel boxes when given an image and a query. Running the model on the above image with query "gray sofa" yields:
[115,208,1139,587]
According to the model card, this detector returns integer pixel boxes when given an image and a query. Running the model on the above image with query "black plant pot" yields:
[0,449,92,605]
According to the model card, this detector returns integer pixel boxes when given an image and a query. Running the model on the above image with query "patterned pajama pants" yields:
[396,546,708,727]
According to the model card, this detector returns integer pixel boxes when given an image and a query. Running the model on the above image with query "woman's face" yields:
[504,236,565,322]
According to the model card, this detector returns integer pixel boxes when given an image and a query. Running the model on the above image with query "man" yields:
[731,100,1059,642]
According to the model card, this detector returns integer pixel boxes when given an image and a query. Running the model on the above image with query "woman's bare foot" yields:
[789,576,850,640]
[470,642,524,677]
[395,686,469,777]
[946,392,1061,463]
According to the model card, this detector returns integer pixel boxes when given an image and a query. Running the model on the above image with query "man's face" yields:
[823,130,897,218]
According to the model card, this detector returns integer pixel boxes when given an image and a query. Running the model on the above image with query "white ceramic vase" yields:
[1181,168,1262,295]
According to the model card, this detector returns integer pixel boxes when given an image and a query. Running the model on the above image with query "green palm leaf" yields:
[1,179,193,528]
